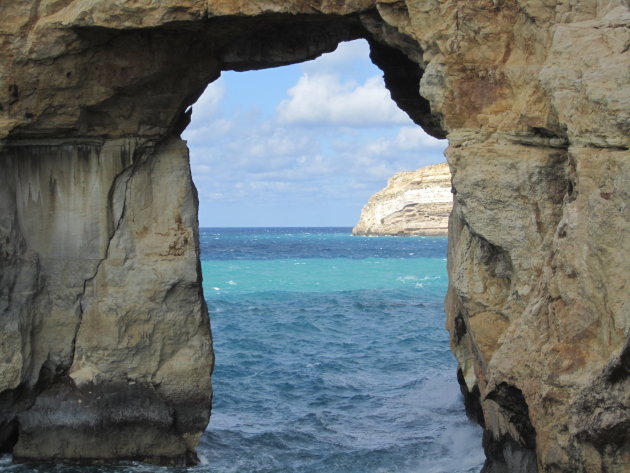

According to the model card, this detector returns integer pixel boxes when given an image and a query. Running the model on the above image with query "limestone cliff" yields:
[0,1,628,472]
[0,138,213,464]
[353,162,452,236]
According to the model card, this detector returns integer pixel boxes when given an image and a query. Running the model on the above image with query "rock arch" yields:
[0,2,628,472]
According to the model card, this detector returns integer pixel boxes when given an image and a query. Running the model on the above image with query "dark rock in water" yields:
[14,382,194,465]
[457,368,485,428]
[481,431,538,473]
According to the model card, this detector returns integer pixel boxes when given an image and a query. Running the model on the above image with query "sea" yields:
[0,227,485,473]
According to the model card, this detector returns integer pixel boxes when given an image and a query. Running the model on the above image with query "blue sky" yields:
[183,39,447,227]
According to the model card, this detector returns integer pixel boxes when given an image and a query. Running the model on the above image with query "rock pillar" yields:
[0,138,213,465]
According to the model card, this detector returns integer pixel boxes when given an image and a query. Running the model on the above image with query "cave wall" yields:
[0,1,628,471]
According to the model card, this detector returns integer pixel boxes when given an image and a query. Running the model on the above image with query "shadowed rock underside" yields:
[0,1,628,472]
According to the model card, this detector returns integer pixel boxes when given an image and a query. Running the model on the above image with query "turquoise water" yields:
[0,227,485,473]
[198,228,484,473]
[202,257,447,294]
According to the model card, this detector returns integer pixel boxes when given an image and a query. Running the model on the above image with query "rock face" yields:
[353,162,452,236]
[0,1,628,471]
[0,138,212,464]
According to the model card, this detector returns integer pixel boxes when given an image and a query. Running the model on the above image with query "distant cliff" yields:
[353,163,452,236]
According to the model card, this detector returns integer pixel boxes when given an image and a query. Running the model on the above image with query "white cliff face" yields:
[353,163,452,236]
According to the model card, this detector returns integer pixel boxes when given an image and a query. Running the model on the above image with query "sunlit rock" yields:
[353,162,452,236]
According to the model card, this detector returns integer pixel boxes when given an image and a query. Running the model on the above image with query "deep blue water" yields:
[199,227,447,260]
[198,228,484,473]
[0,227,484,473]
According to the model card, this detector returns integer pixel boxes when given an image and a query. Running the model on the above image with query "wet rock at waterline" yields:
[353,162,452,236]
[1,1,629,471]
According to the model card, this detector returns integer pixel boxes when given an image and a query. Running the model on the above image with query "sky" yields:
[182,39,447,228]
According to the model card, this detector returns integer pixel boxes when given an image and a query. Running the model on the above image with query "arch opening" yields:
[184,38,447,227]
[0,9,455,467]
[179,39,486,473]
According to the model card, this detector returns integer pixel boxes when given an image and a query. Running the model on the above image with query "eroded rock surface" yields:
[0,1,628,471]
[0,137,212,465]
[353,162,452,236]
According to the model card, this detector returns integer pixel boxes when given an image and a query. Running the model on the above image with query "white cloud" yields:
[323,125,447,189]
[300,40,371,75]
[182,39,449,226]
[191,164,213,174]
[235,131,314,160]
[276,73,409,127]
[394,126,444,149]
[183,118,234,144]
[350,128,446,162]
[188,80,226,125]
[187,115,446,212]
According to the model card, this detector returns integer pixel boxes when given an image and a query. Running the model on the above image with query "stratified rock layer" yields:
[353,162,452,236]
[0,1,628,472]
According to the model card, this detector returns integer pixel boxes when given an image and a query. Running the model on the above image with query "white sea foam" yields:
[397,275,419,281]
[411,422,485,473]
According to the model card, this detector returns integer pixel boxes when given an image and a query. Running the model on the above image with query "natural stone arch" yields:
[1,2,628,472]
[0,4,443,466]
[3,6,443,141]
